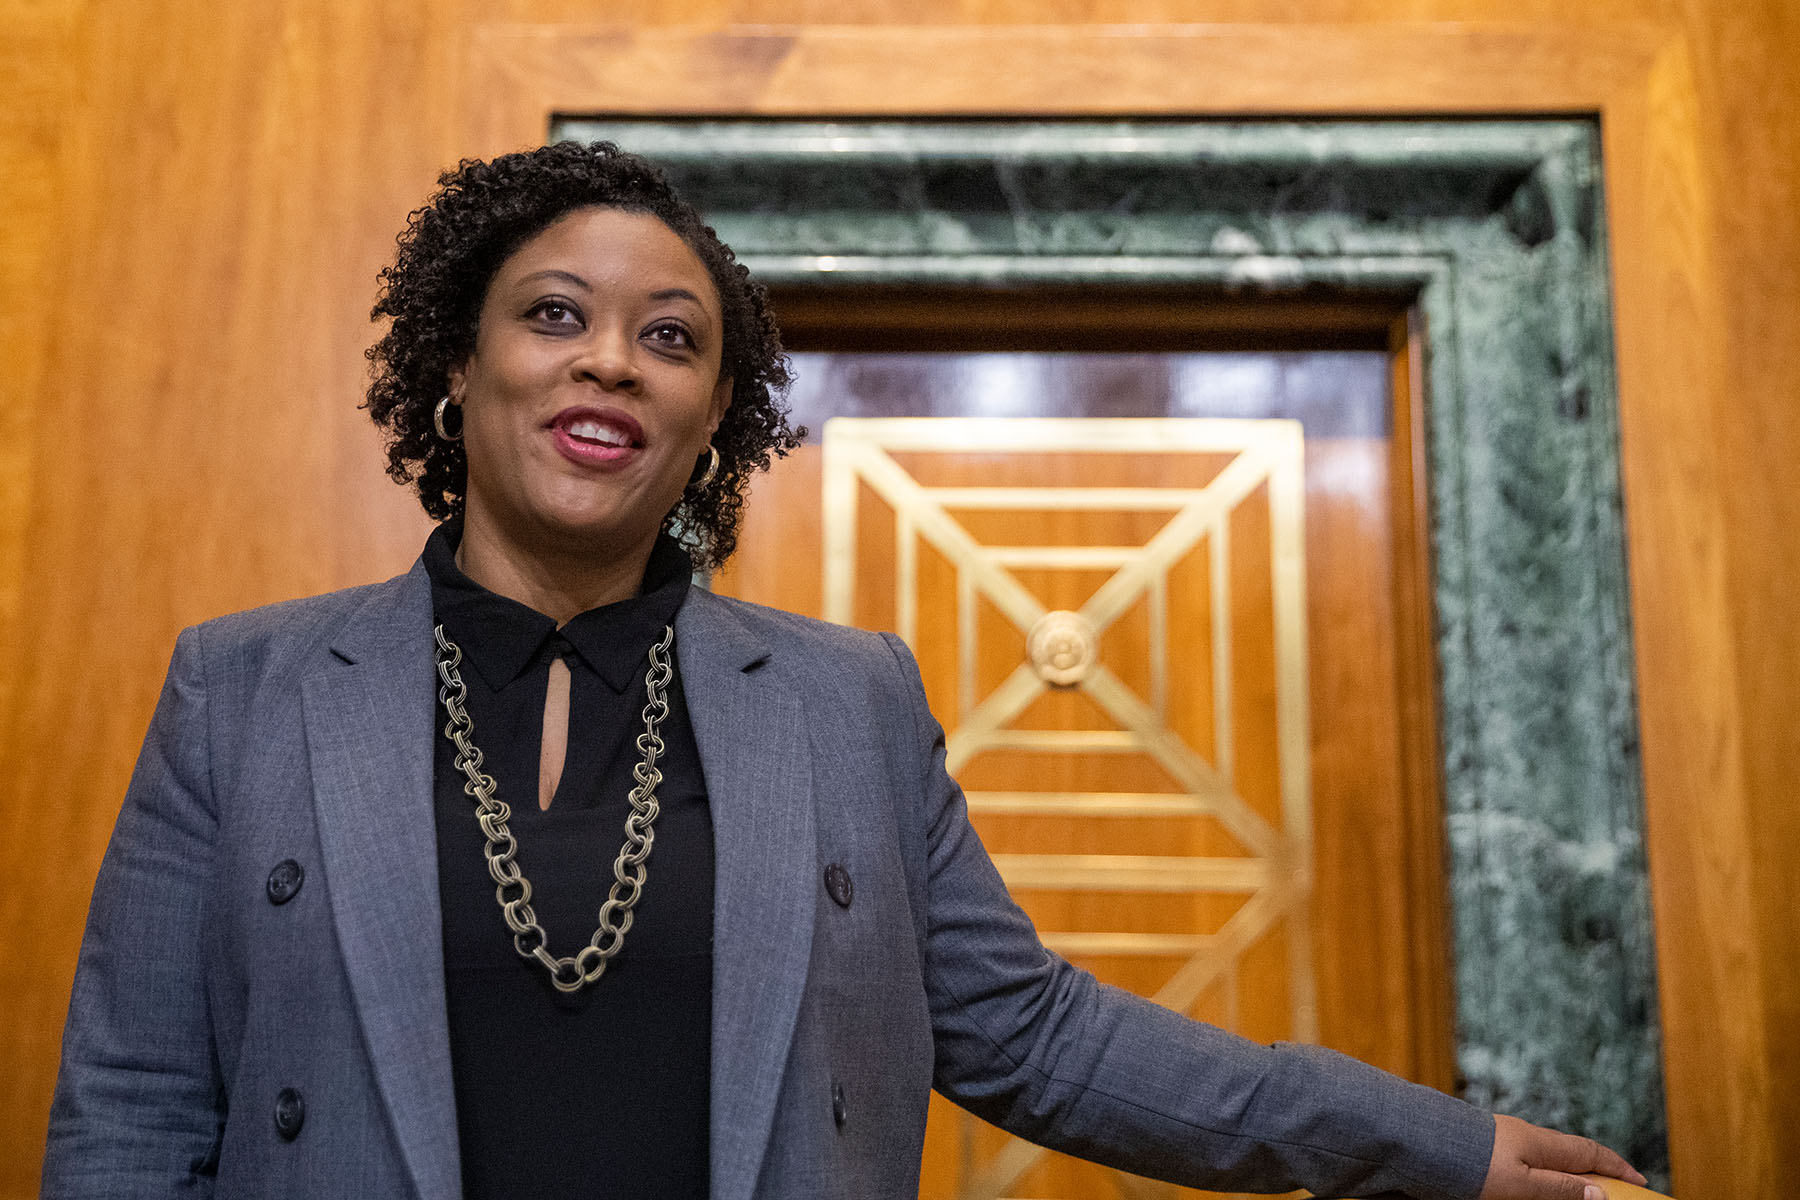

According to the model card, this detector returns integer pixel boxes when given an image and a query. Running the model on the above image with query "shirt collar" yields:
[423,518,693,693]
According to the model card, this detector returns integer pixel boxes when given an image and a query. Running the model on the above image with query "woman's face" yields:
[448,206,732,560]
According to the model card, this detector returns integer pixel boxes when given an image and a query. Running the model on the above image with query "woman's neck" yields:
[454,510,654,625]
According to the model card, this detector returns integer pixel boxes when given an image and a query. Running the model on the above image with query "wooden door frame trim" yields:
[1387,307,1459,1098]
[459,23,1743,1194]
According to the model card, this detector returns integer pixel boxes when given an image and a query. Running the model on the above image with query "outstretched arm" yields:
[881,632,1644,1199]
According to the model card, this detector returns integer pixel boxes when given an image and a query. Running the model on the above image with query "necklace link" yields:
[434,622,676,994]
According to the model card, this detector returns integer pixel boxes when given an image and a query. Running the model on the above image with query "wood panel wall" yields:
[2,3,1794,1198]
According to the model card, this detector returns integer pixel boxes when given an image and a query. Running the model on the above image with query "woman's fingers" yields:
[1576,1141,1646,1187]
[1519,1164,1601,1200]
[1483,1114,1650,1200]
[1522,1120,1645,1184]
[1579,1177,1673,1200]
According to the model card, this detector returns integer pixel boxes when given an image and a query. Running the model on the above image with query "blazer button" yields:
[273,1088,306,1140]
[266,860,304,905]
[831,1081,848,1131]
[823,863,853,909]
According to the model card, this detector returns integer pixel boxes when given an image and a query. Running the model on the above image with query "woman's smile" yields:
[548,404,645,468]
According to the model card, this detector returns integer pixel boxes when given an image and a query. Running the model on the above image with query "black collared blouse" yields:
[423,521,714,1200]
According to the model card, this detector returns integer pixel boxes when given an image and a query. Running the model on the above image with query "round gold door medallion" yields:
[1026,610,1098,687]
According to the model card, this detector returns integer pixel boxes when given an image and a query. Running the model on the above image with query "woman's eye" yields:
[646,322,695,350]
[528,300,582,327]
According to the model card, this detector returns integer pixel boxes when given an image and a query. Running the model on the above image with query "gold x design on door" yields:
[823,417,1314,1200]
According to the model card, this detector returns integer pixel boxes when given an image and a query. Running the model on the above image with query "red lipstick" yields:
[547,405,643,470]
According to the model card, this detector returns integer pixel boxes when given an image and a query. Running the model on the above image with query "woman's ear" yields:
[707,376,734,438]
[446,362,468,404]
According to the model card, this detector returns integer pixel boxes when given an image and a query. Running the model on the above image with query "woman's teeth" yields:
[566,419,631,447]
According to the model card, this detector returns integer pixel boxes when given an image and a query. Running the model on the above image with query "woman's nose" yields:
[573,328,640,391]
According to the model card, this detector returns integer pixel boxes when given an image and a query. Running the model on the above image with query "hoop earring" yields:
[694,443,720,489]
[433,396,463,442]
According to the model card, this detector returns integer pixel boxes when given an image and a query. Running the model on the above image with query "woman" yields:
[43,141,1645,1200]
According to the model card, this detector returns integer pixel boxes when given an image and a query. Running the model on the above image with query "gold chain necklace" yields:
[433,623,675,994]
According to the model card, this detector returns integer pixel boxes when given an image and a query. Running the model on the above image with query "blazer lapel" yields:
[678,589,817,1200]
[301,562,462,1200]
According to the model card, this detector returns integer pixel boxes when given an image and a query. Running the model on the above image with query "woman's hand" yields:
[1480,1113,1650,1200]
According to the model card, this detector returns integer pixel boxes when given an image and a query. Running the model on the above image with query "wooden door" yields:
[712,345,1453,1200]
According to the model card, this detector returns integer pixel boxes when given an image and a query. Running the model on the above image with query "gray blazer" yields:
[43,560,1493,1200]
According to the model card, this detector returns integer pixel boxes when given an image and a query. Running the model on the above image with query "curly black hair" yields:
[365,140,799,569]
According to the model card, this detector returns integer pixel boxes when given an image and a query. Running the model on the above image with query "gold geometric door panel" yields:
[822,417,1314,1200]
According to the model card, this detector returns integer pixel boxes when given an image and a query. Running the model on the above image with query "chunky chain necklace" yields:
[433,622,675,994]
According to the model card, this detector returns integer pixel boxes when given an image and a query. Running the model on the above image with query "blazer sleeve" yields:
[43,625,225,1197]
[877,632,1496,1200]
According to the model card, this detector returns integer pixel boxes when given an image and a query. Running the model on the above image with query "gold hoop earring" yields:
[694,443,720,489]
[434,396,462,442]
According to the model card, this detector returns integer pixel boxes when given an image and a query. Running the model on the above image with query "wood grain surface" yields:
[2,4,1795,1198]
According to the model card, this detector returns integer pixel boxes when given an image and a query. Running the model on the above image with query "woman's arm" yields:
[43,625,226,1197]
[877,630,1546,1200]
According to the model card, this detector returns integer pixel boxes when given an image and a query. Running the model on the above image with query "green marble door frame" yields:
[556,117,1666,1172]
